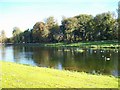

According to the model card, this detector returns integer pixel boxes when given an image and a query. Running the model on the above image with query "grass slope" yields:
[1,61,118,88]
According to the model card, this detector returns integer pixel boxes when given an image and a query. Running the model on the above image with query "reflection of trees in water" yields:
[0,45,6,60]
[75,49,117,75]
[31,47,117,75]
[12,46,118,76]
[23,46,34,60]
[32,47,59,67]
[13,46,23,62]
[59,48,117,75]
[13,46,34,63]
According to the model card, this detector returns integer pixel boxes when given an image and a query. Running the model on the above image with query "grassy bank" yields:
[9,41,119,48]
[1,61,118,88]
[42,41,119,48]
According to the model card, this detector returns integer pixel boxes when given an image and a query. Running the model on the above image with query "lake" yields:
[0,45,119,77]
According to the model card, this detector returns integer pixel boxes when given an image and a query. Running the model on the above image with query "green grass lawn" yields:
[0,61,119,88]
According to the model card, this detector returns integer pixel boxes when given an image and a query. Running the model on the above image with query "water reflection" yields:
[0,45,119,77]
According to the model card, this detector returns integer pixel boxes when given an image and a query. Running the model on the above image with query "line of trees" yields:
[118,1,120,41]
[9,12,118,44]
[1,10,119,44]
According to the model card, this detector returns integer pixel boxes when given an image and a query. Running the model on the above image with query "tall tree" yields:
[118,1,120,19]
[45,16,56,30]
[0,30,6,43]
[45,16,60,42]
[61,14,93,42]
[118,1,120,41]
[12,27,22,43]
[32,22,50,43]
[74,14,93,41]
[23,29,33,43]
[93,12,117,40]
[61,17,78,42]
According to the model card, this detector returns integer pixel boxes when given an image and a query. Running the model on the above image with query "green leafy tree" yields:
[61,14,93,42]
[48,24,61,42]
[11,12,118,43]
[118,1,120,19]
[45,16,61,42]
[32,22,49,43]
[23,29,33,43]
[45,16,56,30]
[12,27,22,43]
[61,17,78,42]
[93,12,117,40]
[118,1,120,41]
[74,14,93,41]
[0,30,6,43]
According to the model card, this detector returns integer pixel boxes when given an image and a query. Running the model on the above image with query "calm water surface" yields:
[0,45,119,77]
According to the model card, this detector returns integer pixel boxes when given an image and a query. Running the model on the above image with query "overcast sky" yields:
[0,0,119,37]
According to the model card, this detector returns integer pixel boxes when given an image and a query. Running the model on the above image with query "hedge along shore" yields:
[5,41,119,49]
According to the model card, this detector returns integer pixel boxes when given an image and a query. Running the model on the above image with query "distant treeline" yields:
[1,12,119,43]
